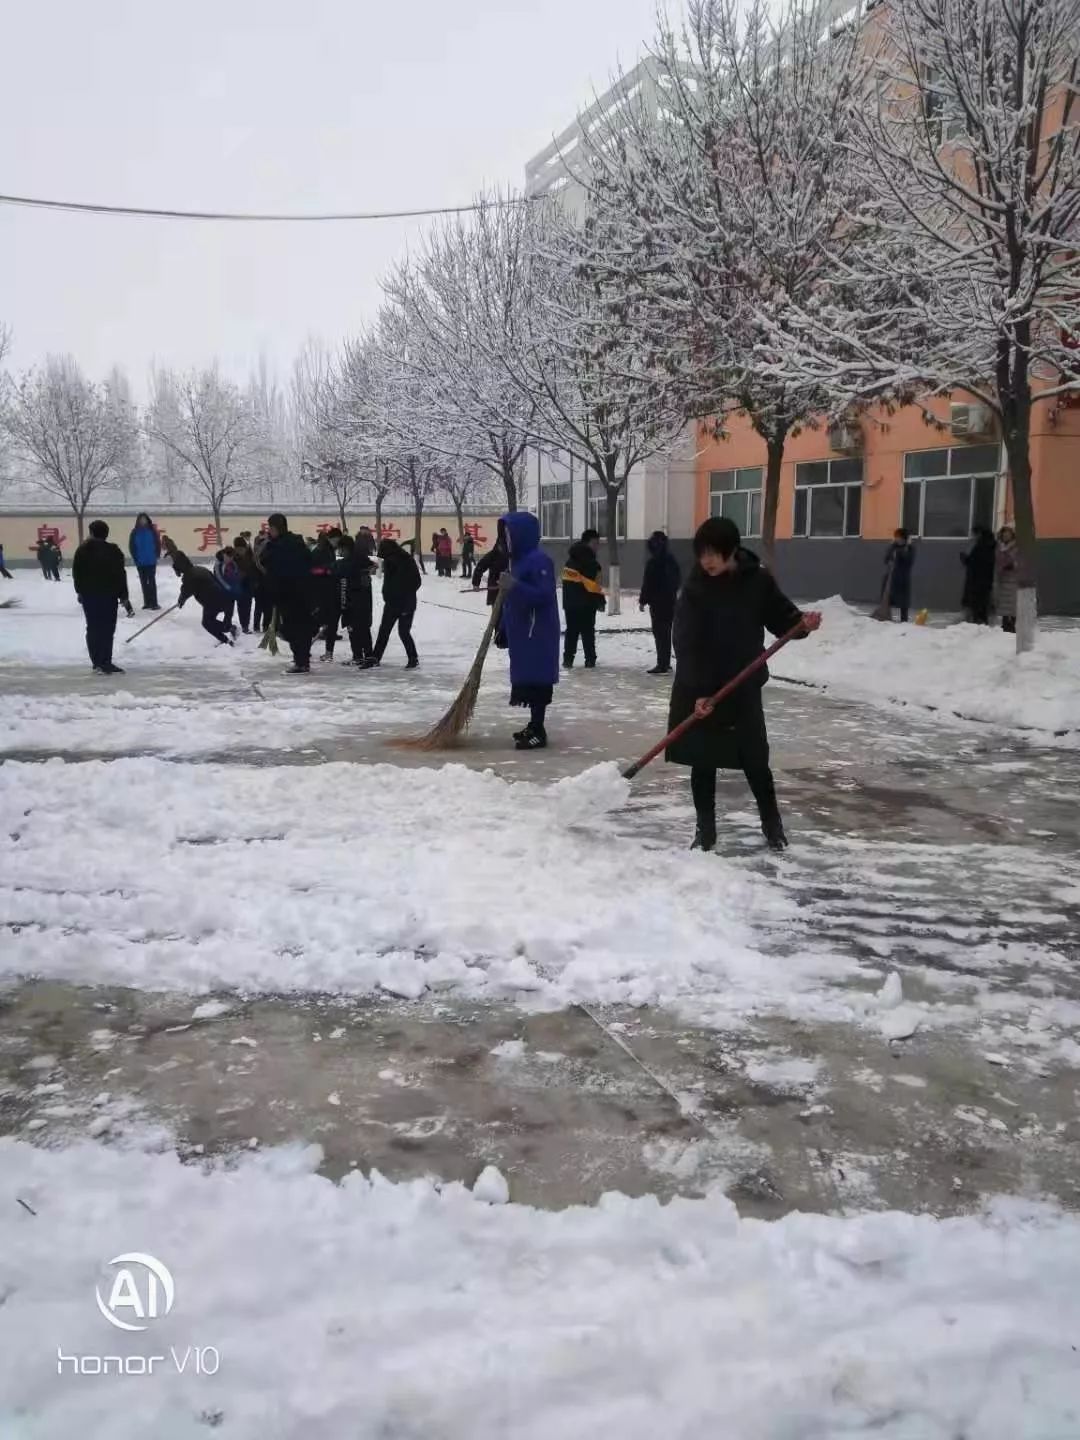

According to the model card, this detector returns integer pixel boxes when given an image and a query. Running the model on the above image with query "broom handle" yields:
[124,603,178,644]
[621,620,808,781]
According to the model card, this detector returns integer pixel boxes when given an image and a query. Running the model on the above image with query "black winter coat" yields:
[472,540,509,606]
[884,542,916,607]
[379,542,422,612]
[961,534,997,609]
[260,532,313,596]
[72,538,131,604]
[177,564,228,611]
[562,540,605,614]
[666,549,804,772]
[639,537,681,615]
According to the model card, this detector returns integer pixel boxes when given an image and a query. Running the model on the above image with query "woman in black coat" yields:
[666,517,820,852]
[961,525,997,624]
[883,528,916,622]
[639,530,681,674]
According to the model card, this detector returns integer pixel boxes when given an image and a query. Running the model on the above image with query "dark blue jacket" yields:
[500,512,560,688]
[129,523,161,568]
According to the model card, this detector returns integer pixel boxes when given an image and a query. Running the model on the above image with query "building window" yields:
[587,479,626,541]
[922,66,965,143]
[793,458,863,537]
[540,479,571,541]
[902,445,998,538]
[709,467,762,537]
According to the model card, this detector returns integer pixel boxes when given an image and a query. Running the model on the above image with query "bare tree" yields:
[145,366,256,540]
[292,341,365,529]
[761,0,1080,649]
[578,0,873,571]
[1,354,135,541]
[441,465,494,544]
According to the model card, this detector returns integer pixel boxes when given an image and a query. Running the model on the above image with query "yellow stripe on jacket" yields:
[561,567,605,596]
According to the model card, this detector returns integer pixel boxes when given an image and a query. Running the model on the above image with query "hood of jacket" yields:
[503,511,540,561]
[647,531,669,557]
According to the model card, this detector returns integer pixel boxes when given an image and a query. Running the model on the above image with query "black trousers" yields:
[346,590,373,661]
[278,592,314,667]
[136,565,159,608]
[691,764,781,828]
[81,595,118,670]
[461,556,474,579]
[564,608,597,665]
[252,588,270,632]
[321,598,342,657]
[236,592,252,631]
[374,605,418,664]
[1002,615,1016,634]
[201,601,232,644]
[650,608,673,670]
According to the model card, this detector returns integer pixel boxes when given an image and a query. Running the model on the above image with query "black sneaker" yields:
[584,660,597,670]
[285,664,310,675]
[405,658,420,670]
[515,727,547,751]
[763,820,789,852]
[691,817,717,852]
[358,657,380,670]
[647,666,671,676]
[562,657,574,669]
[105,664,126,675]
[92,665,109,675]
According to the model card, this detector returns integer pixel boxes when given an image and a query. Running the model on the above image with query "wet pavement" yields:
[2,643,1079,1217]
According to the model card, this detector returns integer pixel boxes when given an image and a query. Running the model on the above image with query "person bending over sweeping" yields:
[667,517,821,853]
[170,549,236,647]
[496,511,560,751]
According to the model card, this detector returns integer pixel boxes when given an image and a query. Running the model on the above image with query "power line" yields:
[0,192,533,223]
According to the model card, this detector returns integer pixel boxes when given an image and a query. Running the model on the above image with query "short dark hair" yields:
[693,516,740,558]
[338,534,355,552]
[581,528,600,544]
[894,527,909,540]
[89,520,109,540]
[268,512,288,532]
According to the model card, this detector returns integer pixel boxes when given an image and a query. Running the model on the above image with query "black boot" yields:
[691,813,717,852]
[762,817,789,852]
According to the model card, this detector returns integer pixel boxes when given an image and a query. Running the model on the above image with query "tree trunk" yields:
[212,506,223,549]
[501,456,518,513]
[1003,416,1037,653]
[338,498,348,532]
[761,427,788,575]
[75,508,85,544]
[414,504,426,573]
[375,490,384,540]
[603,460,621,617]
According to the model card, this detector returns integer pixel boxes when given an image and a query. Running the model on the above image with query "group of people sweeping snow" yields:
[66,507,822,850]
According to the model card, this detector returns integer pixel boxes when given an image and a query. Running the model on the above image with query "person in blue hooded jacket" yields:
[128,512,162,610]
[495,511,560,751]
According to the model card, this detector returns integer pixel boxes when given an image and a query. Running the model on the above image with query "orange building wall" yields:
[694,397,1080,541]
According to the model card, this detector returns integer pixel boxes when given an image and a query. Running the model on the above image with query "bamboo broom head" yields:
[388,595,502,752]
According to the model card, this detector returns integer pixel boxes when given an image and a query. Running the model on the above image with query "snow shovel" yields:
[621,619,811,781]
[125,603,178,644]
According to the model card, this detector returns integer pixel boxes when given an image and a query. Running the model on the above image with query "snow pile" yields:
[777,598,1080,740]
[549,760,631,823]
[0,755,861,1027]
[2,1136,1078,1437]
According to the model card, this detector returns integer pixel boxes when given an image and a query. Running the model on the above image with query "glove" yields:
[494,628,508,650]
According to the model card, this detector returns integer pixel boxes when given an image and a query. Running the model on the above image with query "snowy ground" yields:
[1,568,1079,1435]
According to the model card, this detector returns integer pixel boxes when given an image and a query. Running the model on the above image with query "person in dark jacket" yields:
[882,528,916,623]
[172,550,235,646]
[0,541,13,580]
[561,529,605,668]
[667,517,820,853]
[334,534,376,663]
[472,521,509,605]
[231,535,257,633]
[72,520,134,673]
[639,530,681,674]
[260,513,315,673]
[362,538,421,667]
[310,529,342,660]
[460,532,476,579]
[961,525,996,624]
[128,512,162,610]
[496,511,560,750]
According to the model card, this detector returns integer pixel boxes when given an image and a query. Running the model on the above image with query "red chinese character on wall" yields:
[463,522,488,546]
[35,524,67,549]
[195,523,228,552]
[377,522,401,540]
[315,521,342,537]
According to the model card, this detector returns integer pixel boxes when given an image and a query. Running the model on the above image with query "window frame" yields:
[901,446,1001,539]
[539,477,572,542]
[708,467,763,538]
[586,478,626,543]
[792,458,864,538]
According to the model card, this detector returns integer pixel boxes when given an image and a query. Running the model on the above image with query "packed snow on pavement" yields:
[2,1136,1079,1439]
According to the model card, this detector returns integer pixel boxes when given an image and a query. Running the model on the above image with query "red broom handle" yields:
[621,620,809,780]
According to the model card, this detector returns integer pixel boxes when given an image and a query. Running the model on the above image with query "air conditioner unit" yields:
[950,402,993,438]
[828,423,863,455]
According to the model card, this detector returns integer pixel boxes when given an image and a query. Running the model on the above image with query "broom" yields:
[872,562,894,622]
[391,593,504,750]
[125,603,178,644]
[621,619,810,780]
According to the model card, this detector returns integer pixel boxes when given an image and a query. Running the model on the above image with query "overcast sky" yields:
[1,0,662,390]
